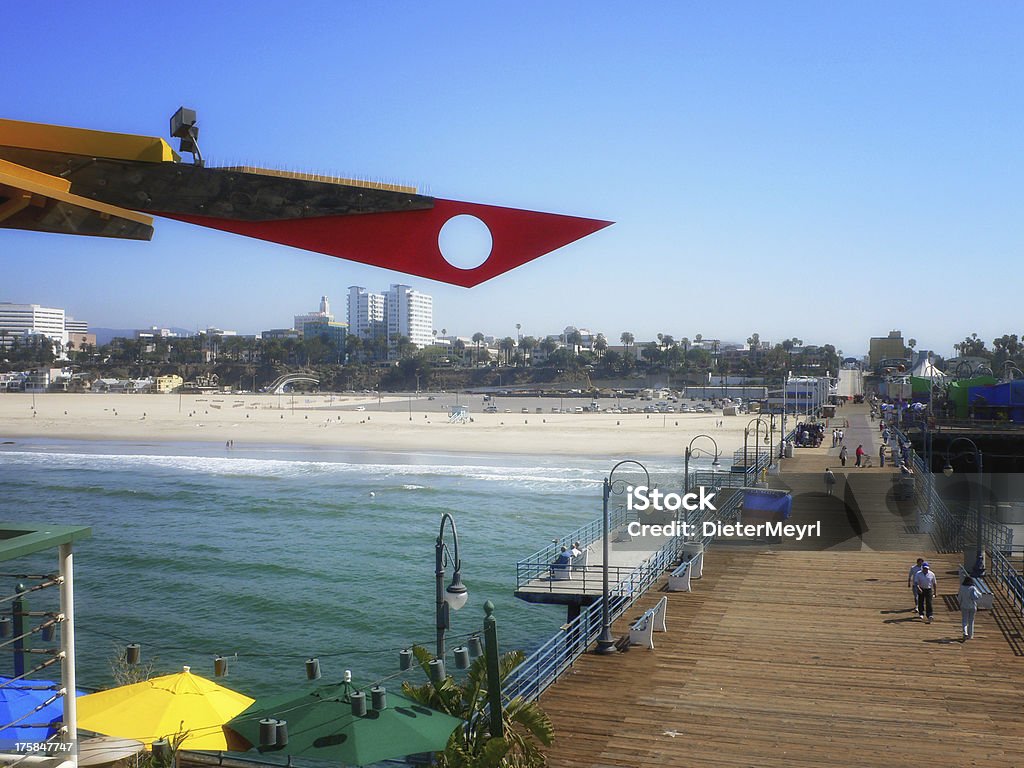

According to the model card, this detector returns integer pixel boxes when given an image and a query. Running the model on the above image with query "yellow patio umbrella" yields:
[77,666,254,750]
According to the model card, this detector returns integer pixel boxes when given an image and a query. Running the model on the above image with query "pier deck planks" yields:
[539,548,1024,767]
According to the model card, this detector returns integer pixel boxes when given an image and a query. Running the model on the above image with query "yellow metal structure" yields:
[0,118,177,163]
[0,157,153,238]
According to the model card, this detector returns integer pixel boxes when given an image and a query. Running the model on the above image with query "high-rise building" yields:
[868,330,907,369]
[386,284,434,348]
[347,286,386,341]
[0,302,67,350]
[347,284,434,357]
[294,296,334,333]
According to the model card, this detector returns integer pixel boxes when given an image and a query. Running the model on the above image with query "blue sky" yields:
[4,2,1022,357]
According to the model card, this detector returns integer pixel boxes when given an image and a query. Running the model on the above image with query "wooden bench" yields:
[628,595,668,649]
[958,565,994,610]
[668,558,693,592]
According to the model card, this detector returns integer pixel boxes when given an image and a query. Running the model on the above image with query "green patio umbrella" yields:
[226,681,463,767]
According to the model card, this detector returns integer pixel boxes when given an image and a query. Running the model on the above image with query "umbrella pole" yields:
[59,542,78,767]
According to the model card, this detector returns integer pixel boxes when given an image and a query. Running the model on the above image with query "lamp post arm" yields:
[436,512,462,659]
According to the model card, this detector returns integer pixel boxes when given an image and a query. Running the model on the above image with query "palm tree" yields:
[594,333,607,359]
[500,337,516,366]
[566,329,583,357]
[619,331,634,352]
[402,646,553,768]
[472,332,485,364]
[539,337,558,362]
[519,336,537,366]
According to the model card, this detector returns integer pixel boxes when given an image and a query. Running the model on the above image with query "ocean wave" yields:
[0,449,643,492]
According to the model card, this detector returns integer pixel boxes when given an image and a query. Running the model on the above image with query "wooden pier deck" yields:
[539,548,1024,767]
[539,406,1024,767]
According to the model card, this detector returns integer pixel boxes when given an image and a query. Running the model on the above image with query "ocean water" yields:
[0,439,688,698]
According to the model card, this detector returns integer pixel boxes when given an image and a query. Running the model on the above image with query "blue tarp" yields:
[968,381,1024,423]
[969,380,1024,407]
[742,489,792,519]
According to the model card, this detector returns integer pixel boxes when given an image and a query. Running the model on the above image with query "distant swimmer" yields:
[369,491,376,498]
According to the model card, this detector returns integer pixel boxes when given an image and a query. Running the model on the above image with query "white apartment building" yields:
[386,284,434,348]
[347,286,386,341]
[347,285,434,354]
[64,317,88,335]
[0,303,67,351]
[294,296,334,334]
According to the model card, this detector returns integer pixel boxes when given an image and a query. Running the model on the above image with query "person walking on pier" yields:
[914,562,937,622]
[959,576,982,640]
[908,558,924,611]
[824,467,836,496]
[839,444,848,467]
[855,444,865,467]
[879,444,886,468]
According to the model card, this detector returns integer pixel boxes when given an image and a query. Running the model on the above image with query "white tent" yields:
[911,355,947,380]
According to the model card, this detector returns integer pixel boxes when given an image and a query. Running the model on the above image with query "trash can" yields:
[682,541,704,579]
[784,441,794,459]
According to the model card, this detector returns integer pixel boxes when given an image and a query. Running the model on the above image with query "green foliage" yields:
[401,645,553,768]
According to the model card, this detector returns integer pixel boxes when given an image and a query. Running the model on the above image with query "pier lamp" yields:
[942,437,985,576]
[596,460,650,654]
[684,435,720,497]
[435,513,469,659]
[743,417,771,481]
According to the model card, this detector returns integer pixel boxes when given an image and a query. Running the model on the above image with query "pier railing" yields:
[894,425,1022,614]
[503,491,743,704]
[516,504,634,588]
[514,563,645,594]
[988,548,1024,615]
[894,426,1014,555]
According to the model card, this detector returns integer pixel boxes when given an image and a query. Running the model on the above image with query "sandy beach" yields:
[0,392,783,459]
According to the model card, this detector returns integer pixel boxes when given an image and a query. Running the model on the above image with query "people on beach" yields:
[908,558,924,610]
[855,444,865,467]
[914,562,937,622]
[958,576,982,640]
[824,467,836,496]
[839,444,848,467]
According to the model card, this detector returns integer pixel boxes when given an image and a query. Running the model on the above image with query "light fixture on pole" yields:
[743,417,771,480]
[684,434,720,497]
[436,512,469,660]
[942,436,985,577]
[596,460,650,654]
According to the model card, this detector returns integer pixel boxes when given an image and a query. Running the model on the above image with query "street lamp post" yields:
[943,437,985,577]
[435,512,469,659]
[684,435,721,496]
[596,460,650,654]
[743,417,771,480]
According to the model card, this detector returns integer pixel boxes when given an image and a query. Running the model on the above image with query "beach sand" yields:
[0,392,782,459]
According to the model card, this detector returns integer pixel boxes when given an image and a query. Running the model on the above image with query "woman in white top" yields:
[958,576,982,640]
